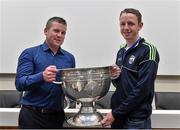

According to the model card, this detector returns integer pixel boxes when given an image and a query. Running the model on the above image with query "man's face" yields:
[44,21,67,48]
[120,13,143,42]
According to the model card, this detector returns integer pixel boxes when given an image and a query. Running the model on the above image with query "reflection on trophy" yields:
[54,66,111,127]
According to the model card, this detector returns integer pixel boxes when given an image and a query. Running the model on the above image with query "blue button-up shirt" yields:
[15,42,75,111]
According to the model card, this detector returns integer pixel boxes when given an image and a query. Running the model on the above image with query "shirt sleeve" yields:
[15,49,43,91]
[112,46,160,119]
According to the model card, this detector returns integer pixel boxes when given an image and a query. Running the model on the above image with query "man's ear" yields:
[139,22,143,30]
[44,28,48,35]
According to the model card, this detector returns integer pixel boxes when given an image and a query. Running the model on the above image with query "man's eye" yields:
[61,31,66,35]
[121,23,125,26]
[128,22,134,26]
[54,30,59,33]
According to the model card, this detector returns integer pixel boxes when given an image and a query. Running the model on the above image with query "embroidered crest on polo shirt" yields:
[129,55,136,64]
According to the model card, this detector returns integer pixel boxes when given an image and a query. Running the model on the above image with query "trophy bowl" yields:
[55,66,111,127]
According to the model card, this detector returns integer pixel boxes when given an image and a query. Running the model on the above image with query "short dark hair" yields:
[120,8,142,23]
[46,16,67,29]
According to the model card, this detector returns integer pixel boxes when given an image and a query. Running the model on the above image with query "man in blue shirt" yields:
[15,17,75,129]
[101,8,159,129]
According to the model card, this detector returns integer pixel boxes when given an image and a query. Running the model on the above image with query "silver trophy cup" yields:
[54,66,111,127]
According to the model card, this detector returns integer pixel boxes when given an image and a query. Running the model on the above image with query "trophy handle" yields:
[52,68,64,84]
[52,81,63,84]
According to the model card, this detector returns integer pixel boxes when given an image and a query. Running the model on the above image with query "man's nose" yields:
[124,24,129,29]
[57,32,63,37]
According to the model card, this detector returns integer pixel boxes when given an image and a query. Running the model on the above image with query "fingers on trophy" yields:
[110,64,121,79]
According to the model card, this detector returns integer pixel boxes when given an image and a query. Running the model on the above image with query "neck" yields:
[50,47,59,55]
[46,41,59,54]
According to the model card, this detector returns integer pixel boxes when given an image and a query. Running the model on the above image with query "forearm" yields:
[15,72,43,91]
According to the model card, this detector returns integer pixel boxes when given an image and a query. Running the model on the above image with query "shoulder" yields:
[139,39,159,63]
[22,44,42,53]
[141,40,157,51]
[117,43,126,54]
[61,48,75,59]
[19,44,42,58]
[119,43,126,49]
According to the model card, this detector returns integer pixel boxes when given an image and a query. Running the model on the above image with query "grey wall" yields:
[0,0,180,75]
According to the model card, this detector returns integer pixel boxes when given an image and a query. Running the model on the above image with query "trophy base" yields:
[67,112,103,127]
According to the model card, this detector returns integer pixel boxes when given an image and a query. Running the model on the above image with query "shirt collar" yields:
[126,37,143,49]
[42,42,64,55]
[130,37,141,48]
[124,37,144,54]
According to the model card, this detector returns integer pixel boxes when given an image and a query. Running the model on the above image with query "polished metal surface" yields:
[61,66,111,102]
[64,96,70,109]
[59,66,111,127]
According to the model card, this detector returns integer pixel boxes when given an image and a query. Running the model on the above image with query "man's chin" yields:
[55,42,62,47]
[124,36,131,40]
